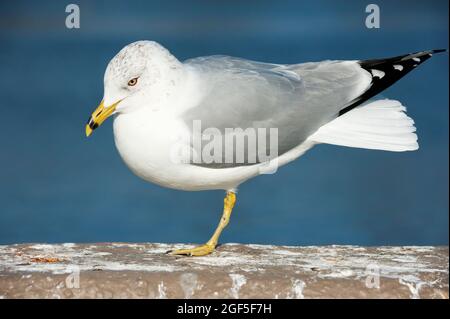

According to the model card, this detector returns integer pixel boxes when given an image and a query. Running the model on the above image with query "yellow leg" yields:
[169,191,236,256]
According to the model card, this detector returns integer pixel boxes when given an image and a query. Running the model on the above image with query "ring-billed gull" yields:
[85,41,445,256]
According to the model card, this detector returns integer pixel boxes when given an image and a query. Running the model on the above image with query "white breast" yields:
[112,108,264,191]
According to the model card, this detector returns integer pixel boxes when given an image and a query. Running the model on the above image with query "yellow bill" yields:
[85,100,121,137]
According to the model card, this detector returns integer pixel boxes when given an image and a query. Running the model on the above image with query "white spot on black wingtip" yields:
[371,69,385,79]
[342,49,445,117]
[413,57,421,62]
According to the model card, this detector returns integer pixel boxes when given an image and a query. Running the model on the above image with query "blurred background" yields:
[0,0,448,246]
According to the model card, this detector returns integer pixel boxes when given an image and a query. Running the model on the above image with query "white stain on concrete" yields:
[29,244,55,250]
[157,281,167,299]
[288,279,306,299]
[229,273,247,298]
[0,243,446,298]
[320,268,354,278]
[399,275,428,299]
[0,243,179,274]
[179,273,200,298]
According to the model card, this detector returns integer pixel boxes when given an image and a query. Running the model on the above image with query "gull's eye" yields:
[127,77,138,86]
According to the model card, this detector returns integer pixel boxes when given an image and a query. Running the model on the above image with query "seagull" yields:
[86,41,445,256]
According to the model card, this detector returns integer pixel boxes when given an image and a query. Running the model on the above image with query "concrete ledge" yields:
[0,243,448,299]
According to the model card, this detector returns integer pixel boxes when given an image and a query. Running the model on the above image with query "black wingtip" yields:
[338,49,445,116]
[411,49,446,56]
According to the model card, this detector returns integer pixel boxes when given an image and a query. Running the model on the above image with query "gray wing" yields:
[181,55,372,168]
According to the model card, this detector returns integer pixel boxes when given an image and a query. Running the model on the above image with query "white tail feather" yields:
[309,99,419,152]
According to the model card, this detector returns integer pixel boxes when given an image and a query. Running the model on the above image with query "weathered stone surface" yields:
[0,243,447,299]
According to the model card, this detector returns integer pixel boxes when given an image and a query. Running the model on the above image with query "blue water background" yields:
[0,0,448,245]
